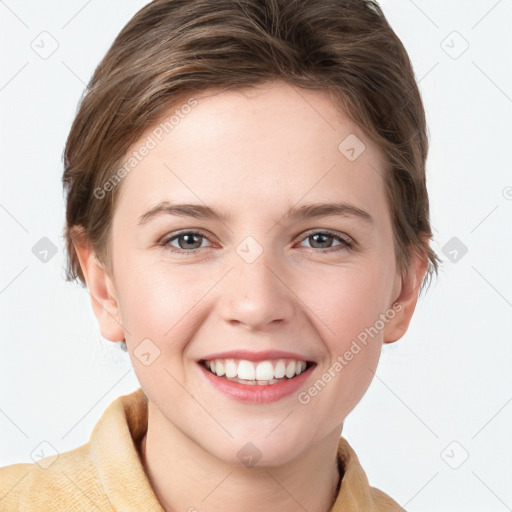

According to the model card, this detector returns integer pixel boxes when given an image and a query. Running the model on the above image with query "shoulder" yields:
[369,485,407,511]
[0,443,114,511]
[0,388,150,511]
[0,461,33,509]
[333,436,406,512]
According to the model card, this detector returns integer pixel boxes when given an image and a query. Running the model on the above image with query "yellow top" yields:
[0,388,404,511]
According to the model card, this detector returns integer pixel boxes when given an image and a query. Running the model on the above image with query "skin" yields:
[75,79,427,512]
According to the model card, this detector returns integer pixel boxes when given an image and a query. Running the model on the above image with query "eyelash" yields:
[158,229,354,256]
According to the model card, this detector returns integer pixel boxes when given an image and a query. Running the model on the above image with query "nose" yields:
[218,247,296,331]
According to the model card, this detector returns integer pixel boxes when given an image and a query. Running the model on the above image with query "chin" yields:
[204,430,312,468]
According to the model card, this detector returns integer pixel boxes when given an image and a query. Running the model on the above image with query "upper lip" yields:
[200,349,315,363]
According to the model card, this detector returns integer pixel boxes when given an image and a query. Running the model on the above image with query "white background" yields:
[1,1,511,511]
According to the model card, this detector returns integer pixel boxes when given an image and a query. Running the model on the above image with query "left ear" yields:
[382,248,428,344]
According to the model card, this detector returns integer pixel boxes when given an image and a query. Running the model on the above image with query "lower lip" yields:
[198,363,315,404]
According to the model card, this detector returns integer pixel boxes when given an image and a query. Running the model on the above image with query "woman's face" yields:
[104,80,407,465]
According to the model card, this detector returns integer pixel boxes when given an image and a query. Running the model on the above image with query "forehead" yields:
[114,80,389,224]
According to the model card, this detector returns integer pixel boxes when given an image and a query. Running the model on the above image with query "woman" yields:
[0,0,439,510]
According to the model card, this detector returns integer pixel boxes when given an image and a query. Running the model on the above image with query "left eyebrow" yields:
[283,201,374,224]
[137,200,374,226]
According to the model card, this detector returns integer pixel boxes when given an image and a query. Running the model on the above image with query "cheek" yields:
[118,263,209,394]
[302,270,387,419]
[116,259,208,348]
[307,259,393,345]
[318,258,394,409]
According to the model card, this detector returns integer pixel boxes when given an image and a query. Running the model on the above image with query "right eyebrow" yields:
[138,202,230,226]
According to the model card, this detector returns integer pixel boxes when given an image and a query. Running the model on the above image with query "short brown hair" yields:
[62,0,440,293]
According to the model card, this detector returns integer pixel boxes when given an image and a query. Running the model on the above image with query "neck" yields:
[139,405,343,512]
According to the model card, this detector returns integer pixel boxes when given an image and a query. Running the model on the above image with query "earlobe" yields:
[72,232,125,343]
[382,250,428,344]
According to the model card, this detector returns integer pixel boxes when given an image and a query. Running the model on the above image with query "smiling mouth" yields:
[200,358,315,386]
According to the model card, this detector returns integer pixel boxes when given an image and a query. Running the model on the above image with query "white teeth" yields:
[225,359,237,378]
[274,360,286,379]
[203,358,309,384]
[215,360,225,377]
[285,361,296,378]
[255,361,274,381]
[237,360,256,380]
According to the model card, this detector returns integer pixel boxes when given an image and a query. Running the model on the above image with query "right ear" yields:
[72,228,125,342]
